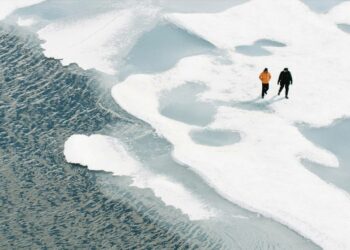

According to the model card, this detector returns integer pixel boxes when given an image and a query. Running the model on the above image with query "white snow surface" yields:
[111,0,350,248]
[64,134,215,220]
[327,1,350,23]
[0,0,45,20]
[17,17,36,27]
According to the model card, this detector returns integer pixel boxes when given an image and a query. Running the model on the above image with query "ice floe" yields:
[113,52,350,249]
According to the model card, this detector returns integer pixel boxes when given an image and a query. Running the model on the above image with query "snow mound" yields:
[64,134,215,220]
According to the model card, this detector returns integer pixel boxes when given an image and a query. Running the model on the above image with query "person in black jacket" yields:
[277,68,293,99]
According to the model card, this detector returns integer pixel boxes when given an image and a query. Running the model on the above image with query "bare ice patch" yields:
[301,0,349,13]
[300,118,350,193]
[254,39,286,47]
[120,23,214,78]
[160,0,247,13]
[337,23,350,33]
[159,83,216,126]
[190,129,241,147]
[236,39,286,57]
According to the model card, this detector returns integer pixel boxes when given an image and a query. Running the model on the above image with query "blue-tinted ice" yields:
[159,83,216,126]
[236,39,286,57]
[338,23,350,33]
[190,129,241,146]
[120,23,214,78]
[301,0,349,13]
[300,119,350,193]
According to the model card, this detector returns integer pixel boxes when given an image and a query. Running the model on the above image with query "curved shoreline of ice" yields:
[64,134,215,221]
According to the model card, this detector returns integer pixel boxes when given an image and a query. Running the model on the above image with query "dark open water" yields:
[0,24,224,249]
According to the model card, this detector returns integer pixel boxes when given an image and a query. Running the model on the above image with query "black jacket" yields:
[278,70,293,84]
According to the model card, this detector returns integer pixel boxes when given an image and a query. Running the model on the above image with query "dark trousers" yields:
[278,83,290,97]
[262,84,269,98]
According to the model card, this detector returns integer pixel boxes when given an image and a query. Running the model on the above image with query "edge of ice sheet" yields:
[37,6,159,74]
[64,134,215,220]
[0,0,45,20]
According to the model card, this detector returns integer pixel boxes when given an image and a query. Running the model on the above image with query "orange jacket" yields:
[259,72,271,84]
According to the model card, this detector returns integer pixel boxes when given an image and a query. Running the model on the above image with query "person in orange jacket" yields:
[259,68,271,98]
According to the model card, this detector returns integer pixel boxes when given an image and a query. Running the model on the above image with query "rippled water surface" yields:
[0,25,225,249]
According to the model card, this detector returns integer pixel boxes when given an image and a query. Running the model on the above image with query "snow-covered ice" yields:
[112,53,350,248]
[111,1,350,248]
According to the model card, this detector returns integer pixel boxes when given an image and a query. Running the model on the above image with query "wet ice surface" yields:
[120,23,214,78]
[190,129,241,146]
[236,39,286,56]
[159,83,217,126]
[300,119,350,193]
[235,45,272,56]
[301,0,350,12]
[160,0,248,13]
[338,23,350,33]
[254,39,287,47]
